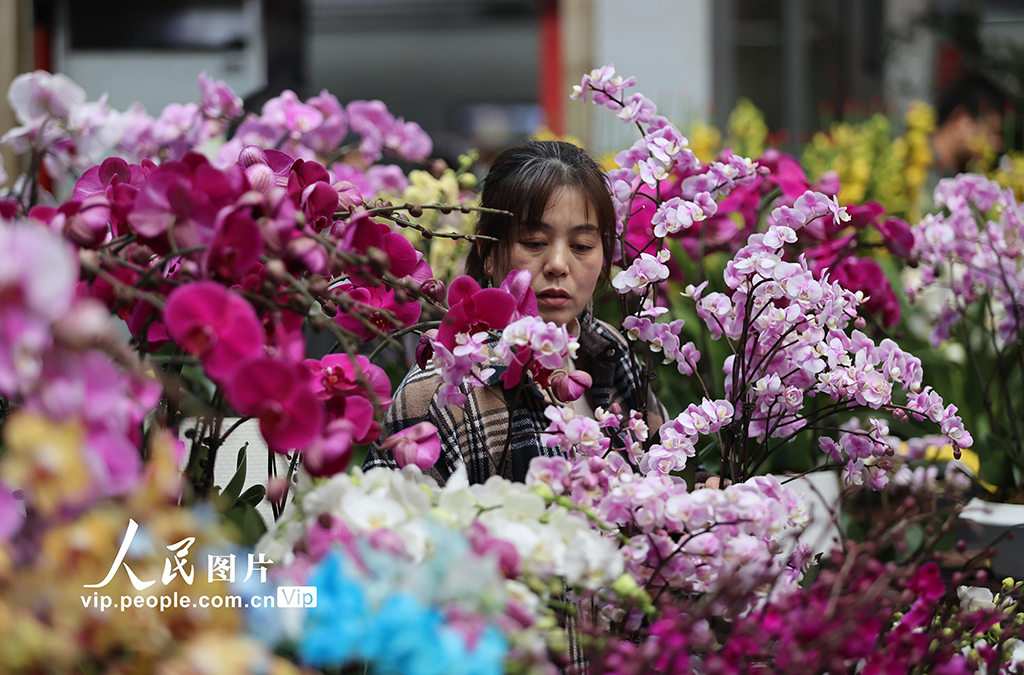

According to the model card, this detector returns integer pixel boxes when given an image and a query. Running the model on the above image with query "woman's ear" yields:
[480,241,493,279]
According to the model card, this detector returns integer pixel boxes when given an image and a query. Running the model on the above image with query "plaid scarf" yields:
[364,317,666,485]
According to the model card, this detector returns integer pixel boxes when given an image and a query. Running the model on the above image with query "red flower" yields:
[227,357,323,453]
[436,276,516,351]
[163,281,266,382]
[333,283,423,343]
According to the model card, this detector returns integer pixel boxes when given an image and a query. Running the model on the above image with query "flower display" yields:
[2,63,1023,675]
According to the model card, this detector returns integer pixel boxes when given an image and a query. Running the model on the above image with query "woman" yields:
[364,140,666,485]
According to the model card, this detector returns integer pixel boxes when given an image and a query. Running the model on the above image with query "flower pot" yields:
[957,498,1024,579]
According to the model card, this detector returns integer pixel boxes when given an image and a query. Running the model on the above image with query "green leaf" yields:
[226,504,267,546]
[221,442,249,509]
[239,484,265,507]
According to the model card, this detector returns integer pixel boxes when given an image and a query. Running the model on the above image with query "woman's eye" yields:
[520,241,544,250]
[573,244,595,252]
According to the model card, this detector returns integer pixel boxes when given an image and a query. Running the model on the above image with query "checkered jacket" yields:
[364,316,667,486]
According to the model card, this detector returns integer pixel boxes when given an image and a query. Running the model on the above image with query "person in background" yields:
[364,140,667,487]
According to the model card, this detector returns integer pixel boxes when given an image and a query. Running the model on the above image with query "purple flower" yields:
[386,421,442,471]
[262,90,324,134]
[198,72,243,119]
[301,90,348,154]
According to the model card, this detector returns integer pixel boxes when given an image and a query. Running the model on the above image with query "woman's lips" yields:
[537,291,571,308]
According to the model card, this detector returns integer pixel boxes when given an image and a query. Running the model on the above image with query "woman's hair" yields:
[465,140,616,284]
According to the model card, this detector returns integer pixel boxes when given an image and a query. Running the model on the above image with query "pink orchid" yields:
[334,212,418,280]
[876,216,915,260]
[302,417,357,478]
[391,120,433,162]
[198,72,243,119]
[759,150,812,200]
[305,353,393,411]
[227,356,324,453]
[262,90,324,134]
[333,283,423,343]
[262,308,306,362]
[832,257,901,327]
[73,156,146,201]
[163,281,266,382]
[347,100,395,162]
[436,276,516,351]
[301,90,348,154]
[330,163,373,197]
[499,269,539,321]
[128,154,247,247]
[365,165,410,195]
[203,208,264,279]
[335,181,362,211]
[550,369,593,402]
[386,421,441,471]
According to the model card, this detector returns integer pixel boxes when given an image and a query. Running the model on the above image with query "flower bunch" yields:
[905,173,1024,493]
[593,496,1024,674]
[575,66,968,491]
[0,219,160,528]
[531,404,810,608]
[214,89,431,170]
[288,538,507,675]
[258,464,627,672]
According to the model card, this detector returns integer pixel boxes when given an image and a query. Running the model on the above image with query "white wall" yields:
[591,0,713,154]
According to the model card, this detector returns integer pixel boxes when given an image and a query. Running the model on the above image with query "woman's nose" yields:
[544,243,569,277]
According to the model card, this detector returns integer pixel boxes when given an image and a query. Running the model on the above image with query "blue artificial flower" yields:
[364,594,449,675]
[299,553,369,667]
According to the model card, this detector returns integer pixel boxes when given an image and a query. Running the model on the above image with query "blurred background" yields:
[1,0,1023,174]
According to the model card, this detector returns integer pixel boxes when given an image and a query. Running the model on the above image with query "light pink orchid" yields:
[387,421,441,471]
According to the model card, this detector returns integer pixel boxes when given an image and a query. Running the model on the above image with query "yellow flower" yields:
[531,125,584,149]
[1,412,93,516]
[688,119,721,164]
[727,98,767,159]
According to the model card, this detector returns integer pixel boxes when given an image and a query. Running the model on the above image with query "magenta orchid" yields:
[163,281,266,383]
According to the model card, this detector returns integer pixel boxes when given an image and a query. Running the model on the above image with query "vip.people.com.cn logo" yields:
[277,586,317,608]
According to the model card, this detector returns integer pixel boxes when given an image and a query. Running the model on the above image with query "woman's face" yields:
[486,186,604,327]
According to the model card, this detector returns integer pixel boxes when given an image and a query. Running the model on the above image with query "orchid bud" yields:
[245,163,275,195]
[854,316,867,329]
[582,474,599,490]
[588,456,607,473]
[366,246,391,276]
[239,144,268,167]
[419,278,446,304]
[415,334,434,369]
[64,213,104,248]
[267,477,290,503]
[892,408,909,423]
[264,258,291,286]
[285,237,328,276]
[551,369,593,403]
